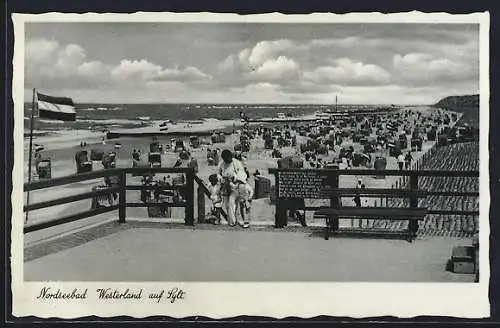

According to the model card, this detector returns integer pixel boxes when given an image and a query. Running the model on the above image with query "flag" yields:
[37,92,76,121]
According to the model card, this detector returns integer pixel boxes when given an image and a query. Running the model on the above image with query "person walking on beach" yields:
[218,149,247,227]
[354,179,362,208]
[397,153,405,170]
[405,151,413,170]
[352,179,362,228]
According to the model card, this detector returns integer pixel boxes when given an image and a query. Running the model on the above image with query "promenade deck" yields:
[24,220,475,282]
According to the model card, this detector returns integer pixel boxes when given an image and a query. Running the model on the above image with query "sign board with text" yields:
[277,170,334,199]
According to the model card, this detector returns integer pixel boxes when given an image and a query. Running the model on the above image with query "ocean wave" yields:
[78,118,144,125]
[81,106,123,111]
[24,117,68,124]
[25,117,143,125]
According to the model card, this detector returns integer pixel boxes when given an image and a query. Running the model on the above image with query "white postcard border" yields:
[10,11,491,319]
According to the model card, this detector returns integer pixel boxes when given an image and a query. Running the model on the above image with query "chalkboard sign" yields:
[278,171,331,199]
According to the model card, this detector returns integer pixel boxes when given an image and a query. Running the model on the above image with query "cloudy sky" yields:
[24,23,479,104]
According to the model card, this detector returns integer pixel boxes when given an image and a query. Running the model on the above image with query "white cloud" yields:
[247,56,300,82]
[77,61,112,81]
[303,58,391,86]
[246,39,294,68]
[218,39,296,75]
[25,38,212,90]
[111,59,162,82]
[25,38,59,65]
[308,37,364,49]
[153,66,212,82]
[393,52,474,86]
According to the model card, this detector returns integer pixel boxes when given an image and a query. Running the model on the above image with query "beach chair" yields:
[174,140,185,152]
[363,143,375,154]
[264,139,274,150]
[150,141,160,153]
[37,159,52,179]
[132,159,151,177]
[437,134,449,146]
[90,149,105,161]
[271,149,282,158]
[398,134,408,149]
[149,152,162,168]
[411,138,423,151]
[216,133,226,143]
[189,136,200,148]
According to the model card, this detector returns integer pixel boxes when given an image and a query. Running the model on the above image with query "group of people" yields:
[208,149,254,228]
[397,151,413,170]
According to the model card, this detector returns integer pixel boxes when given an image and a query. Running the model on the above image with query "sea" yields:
[24,103,383,133]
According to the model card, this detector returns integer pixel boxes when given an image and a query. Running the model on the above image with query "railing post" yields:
[408,171,419,238]
[185,169,195,226]
[119,170,126,224]
[329,170,340,232]
[197,185,206,224]
[275,172,287,228]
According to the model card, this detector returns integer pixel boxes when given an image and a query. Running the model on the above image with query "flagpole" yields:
[26,88,36,223]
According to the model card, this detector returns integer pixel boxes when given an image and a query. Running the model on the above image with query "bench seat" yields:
[314,207,427,241]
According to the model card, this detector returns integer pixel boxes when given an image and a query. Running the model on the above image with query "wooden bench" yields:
[314,207,427,242]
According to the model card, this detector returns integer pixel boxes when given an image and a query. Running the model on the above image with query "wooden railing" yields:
[23,167,479,233]
[269,168,479,228]
[23,168,200,233]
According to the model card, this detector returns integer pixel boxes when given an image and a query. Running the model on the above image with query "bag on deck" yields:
[254,176,271,199]
[91,185,113,209]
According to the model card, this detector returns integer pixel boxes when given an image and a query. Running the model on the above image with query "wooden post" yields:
[185,170,195,226]
[25,88,36,224]
[329,170,340,232]
[408,171,419,239]
[275,172,287,228]
[118,170,126,224]
[197,185,206,223]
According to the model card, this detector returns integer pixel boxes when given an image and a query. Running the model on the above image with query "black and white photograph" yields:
[11,12,490,318]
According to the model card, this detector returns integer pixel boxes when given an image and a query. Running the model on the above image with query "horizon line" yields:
[23,101,434,106]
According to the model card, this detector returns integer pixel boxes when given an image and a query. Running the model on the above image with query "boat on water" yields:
[138,116,151,121]
[314,110,334,120]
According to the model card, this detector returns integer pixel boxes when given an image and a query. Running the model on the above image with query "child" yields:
[208,174,223,225]
[235,178,254,228]
[230,168,252,228]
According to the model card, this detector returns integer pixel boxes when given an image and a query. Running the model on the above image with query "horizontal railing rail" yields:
[24,168,197,234]
[24,168,123,192]
[125,202,187,208]
[269,168,480,228]
[24,186,120,212]
[24,205,119,233]
[268,168,479,178]
[321,188,479,198]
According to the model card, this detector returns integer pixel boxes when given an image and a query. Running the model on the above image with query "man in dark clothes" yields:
[405,151,413,170]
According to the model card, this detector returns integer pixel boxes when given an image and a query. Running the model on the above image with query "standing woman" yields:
[218,149,247,226]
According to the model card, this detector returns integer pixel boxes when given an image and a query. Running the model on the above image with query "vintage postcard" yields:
[11,11,490,319]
